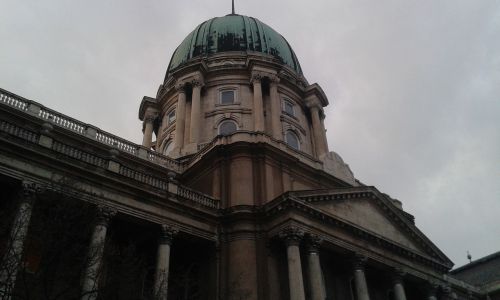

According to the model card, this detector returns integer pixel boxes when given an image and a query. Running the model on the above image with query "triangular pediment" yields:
[291,187,452,267]
[314,196,425,253]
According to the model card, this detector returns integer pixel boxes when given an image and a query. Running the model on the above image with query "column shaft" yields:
[174,89,186,151]
[252,79,264,132]
[286,243,305,300]
[81,207,115,300]
[155,243,171,300]
[310,106,326,158]
[154,225,177,300]
[353,269,370,300]
[269,80,281,139]
[189,84,201,144]
[393,282,407,300]
[0,183,36,299]
[307,252,325,300]
[142,118,154,148]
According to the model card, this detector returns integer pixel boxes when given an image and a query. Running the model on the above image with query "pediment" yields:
[313,197,426,253]
[292,187,452,267]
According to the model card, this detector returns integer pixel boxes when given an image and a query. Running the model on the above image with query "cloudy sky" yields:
[1,0,498,267]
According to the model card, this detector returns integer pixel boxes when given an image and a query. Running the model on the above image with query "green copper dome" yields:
[167,14,303,75]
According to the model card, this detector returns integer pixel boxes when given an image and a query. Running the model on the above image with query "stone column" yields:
[352,254,370,300]
[320,115,329,152]
[189,79,203,145]
[154,224,178,300]
[251,73,264,132]
[269,75,281,140]
[306,235,325,300]
[81,206,116,300]
[279,227,305,300]
[309,105,327,158]
[142,115,155,149]
[425,281,439,300]
[391,269,407,300]
[174,84,186,152]
[0,182,39,299]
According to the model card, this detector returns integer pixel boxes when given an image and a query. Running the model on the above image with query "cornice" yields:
[264,194,453,272]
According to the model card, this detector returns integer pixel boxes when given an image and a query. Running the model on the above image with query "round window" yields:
[219,120,237,136]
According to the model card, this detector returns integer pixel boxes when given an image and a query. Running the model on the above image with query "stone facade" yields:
[0,12,496,300]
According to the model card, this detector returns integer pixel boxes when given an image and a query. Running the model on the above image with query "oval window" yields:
[219,120,237,136]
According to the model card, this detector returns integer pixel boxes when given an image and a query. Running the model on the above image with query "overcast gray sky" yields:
[1,0,498,268]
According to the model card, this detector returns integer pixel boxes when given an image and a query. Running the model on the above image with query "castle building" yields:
[0,11,497,300]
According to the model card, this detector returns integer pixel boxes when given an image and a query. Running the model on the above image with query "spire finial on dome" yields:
[232,0,235,14]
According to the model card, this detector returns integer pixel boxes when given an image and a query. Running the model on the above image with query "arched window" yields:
[285,130,300,150]
[218,120,237,136]
[163,140,174,155]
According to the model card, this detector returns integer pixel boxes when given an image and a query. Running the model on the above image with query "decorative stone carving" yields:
[159,224,178,245]
[95,206,117,227]
[250,72,263,84]
[20,181,44,202]
[191,78,204,87]
[391,268,407,285]
[279,226,304,246]
[352,253,368,271]
[175,82,186,92]
[144,114,157,124]
[306,234,323,253]
[269,74,281,83]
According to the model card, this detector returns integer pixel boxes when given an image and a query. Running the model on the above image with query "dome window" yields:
[220,90,235,105]
[163,140,174,155]
[285,130,300,150]
[167,110,176,125]
[283,99,295,116]
[218,120,238,136]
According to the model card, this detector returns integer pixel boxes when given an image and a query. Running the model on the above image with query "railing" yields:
[0,88,180,170]
[0,88,222,209]
[95,131,137,155]
[0,120,39,144]
[0,91,28,111]
[178,185,220,209]
[39,107,85,134]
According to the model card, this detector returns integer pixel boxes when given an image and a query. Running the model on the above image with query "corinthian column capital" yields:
[279,226,304,246]
[95,206,117,227]
[306,234,323,253]
[352,253,368,271]
[159,224,178,245]
[20,181,44,202]
[250,72,264,84]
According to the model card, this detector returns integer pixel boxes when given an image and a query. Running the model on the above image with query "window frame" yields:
[167,109,176,125]
[217,87,239,106]
[283,99,295,117]
[218,119,238,136]
[285,130,300,150]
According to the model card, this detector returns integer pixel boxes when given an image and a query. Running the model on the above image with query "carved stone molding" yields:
[175,83,186,92]
[144,114,157,124]
[279,226,304,246]
[351,253,368,271]
[391,268,407,285]
[95,206,117,227]
[250,72,263,84]
[159,224,179,245]
[269,74,280,84]
[305,96,322,111]
[306,234,323,253]
[191,78,204,88]
[20,181,44,203]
